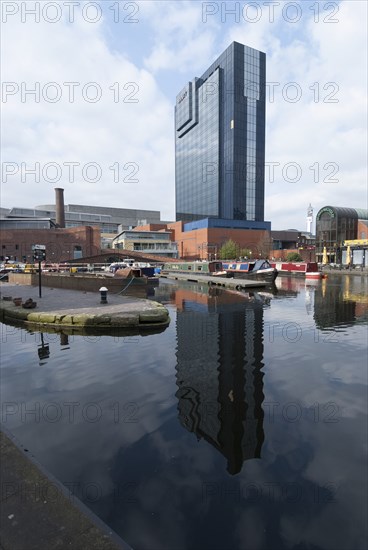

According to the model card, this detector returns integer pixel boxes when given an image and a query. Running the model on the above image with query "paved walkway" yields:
[1,283,149,310]
[0,429,130,550]
[0,283,169,331]
[321,266,368,276]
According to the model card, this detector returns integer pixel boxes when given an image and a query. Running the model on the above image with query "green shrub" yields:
[286,252,303,262]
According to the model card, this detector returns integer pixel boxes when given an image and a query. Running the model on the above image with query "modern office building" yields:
[175,41,266,226]
[112,229,178,258]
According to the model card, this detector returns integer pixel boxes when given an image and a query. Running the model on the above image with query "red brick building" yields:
[133,221,271,260]
[1,226,100,263]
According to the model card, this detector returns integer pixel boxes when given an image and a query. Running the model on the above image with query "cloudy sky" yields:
[1,0,367,230]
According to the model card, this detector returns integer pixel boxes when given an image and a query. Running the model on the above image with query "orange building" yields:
[134,221,271,260]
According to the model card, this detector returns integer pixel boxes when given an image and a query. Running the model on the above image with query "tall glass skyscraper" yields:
[175,42,266,224]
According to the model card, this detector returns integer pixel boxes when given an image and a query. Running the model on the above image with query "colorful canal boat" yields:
[269,261,320,277]
[222,259,278,283]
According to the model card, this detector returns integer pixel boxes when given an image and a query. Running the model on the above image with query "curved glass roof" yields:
[354,208,368,220]
[317,207,368,220]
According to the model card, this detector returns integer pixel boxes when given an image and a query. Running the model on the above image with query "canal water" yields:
[1,275,367,550]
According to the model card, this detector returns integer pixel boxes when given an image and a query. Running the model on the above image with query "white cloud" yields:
[1,0,366,230]
[225,0,367,228]
[142,1,219,74]
[1,6,175,218]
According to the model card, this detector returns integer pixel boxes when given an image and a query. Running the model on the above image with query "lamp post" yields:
[38,333,50,361]
[32,245,46,298]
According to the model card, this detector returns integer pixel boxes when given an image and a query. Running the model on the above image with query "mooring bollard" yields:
[99,286,108,304]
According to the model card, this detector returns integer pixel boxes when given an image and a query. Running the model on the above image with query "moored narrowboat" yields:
[222,259,278,283]
[161,261,226,276]
[269,261,319,277]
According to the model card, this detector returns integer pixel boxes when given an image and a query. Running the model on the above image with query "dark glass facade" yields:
[175,42,266,223]
[175,294,265,475]
[315,206,368,263]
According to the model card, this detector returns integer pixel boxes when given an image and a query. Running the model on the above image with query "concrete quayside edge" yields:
[0,428,132,550]
[0,284,170,333]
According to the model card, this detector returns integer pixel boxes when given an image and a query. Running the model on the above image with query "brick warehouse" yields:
[0,226,101,263]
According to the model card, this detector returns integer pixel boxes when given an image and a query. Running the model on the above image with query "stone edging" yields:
[0,428,131,549]
[0,299,170,332]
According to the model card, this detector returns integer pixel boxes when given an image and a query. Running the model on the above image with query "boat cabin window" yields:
[253,260,270,270]
[208,261,222,272]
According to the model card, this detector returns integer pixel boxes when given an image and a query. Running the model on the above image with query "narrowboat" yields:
[222,259,278,283]
[106,260,153,276]
[161,261,226,276]
[114,265,155,278]
[269,261,320,277]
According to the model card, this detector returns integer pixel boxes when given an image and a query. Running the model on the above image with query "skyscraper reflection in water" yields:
[175,288,265,475]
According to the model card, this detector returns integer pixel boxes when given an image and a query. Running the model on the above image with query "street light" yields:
[38,333,50,361]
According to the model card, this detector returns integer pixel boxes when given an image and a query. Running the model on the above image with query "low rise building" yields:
[0,225,100,263]
[135,220,271,260]
[270,230,316,261]
[112,230,178,258]
[3,204,164,234]
[1,189,171,259]
[315,206,368,264]
[343,238,368,266]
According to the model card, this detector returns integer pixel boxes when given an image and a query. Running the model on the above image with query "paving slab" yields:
[0,429,131,550]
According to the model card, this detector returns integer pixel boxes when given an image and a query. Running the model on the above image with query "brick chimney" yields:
[55,188,65,228]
